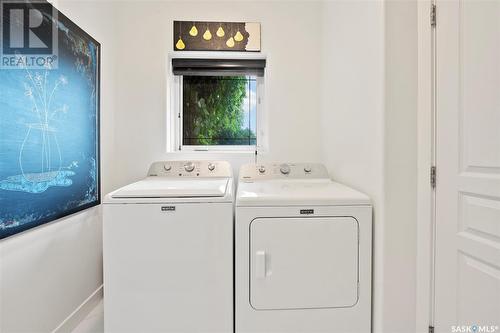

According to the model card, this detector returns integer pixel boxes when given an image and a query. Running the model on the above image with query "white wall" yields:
[0,1,420,332]
[0,2,116,332]
[383,0,418,331]
[0,209,102,333]
[319,0,386,331]
[108,0,324,189]
[320,0,418,332]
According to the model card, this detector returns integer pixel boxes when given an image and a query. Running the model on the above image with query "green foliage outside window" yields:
[182,76,257,146]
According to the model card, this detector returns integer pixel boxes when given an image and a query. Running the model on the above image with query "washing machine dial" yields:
[208,163,216,171]
[280,164,291,175]
[258,166,266,174]
[164,164,172,171]
[304,166,312,173]
[184,162,195,172]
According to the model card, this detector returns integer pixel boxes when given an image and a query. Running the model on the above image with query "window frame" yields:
[167,53,266,153]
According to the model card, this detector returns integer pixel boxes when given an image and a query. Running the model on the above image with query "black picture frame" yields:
[0,2,101,239]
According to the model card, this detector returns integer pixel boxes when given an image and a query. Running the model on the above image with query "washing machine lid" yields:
[111,177,229,198]
[236,180,370,206]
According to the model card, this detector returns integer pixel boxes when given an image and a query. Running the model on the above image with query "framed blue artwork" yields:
[0,2,100,239]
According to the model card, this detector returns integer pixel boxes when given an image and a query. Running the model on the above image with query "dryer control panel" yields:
[147,160,232,178]
[239,163,329,181]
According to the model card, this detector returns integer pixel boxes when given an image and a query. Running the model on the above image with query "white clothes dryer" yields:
[235,163,372,333]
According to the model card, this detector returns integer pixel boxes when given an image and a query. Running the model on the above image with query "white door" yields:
[250,217,359,310]
[434,0,500,331]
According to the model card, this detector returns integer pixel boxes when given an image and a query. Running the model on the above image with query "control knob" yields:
[304,166,312,173]
[164,164,172,171]
[208,163,216,171]
[184,162,195,172]
[258,166,266,174]
[280,164,291,175]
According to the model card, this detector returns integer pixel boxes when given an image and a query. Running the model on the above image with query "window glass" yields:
[182,75,257,146]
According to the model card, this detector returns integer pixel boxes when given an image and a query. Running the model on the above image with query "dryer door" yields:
[250,217,359,310]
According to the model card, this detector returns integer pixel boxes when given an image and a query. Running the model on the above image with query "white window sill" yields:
[166,150,257,155]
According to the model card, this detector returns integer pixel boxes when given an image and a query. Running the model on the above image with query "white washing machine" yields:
[103,160,233,333]
[235,163,372,333]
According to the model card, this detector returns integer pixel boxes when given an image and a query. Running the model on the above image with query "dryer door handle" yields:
[255,251,267,278]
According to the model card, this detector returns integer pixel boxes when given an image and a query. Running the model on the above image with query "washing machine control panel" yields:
[240,163,329,181]
[147,161,232,178]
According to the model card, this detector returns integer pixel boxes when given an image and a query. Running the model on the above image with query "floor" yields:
[71,300,104,333]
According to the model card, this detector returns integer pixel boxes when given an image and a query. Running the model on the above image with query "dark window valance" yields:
[172,58,266,77]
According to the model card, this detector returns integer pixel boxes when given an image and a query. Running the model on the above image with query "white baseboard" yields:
[52,285,103,333]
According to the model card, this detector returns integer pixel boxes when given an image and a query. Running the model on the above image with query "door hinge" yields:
[430,4,436,27]
[430,166,436,189]
[429,326,435,333]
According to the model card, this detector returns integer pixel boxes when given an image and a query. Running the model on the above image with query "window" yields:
[170,58,265,151]
[182,75,257,146]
